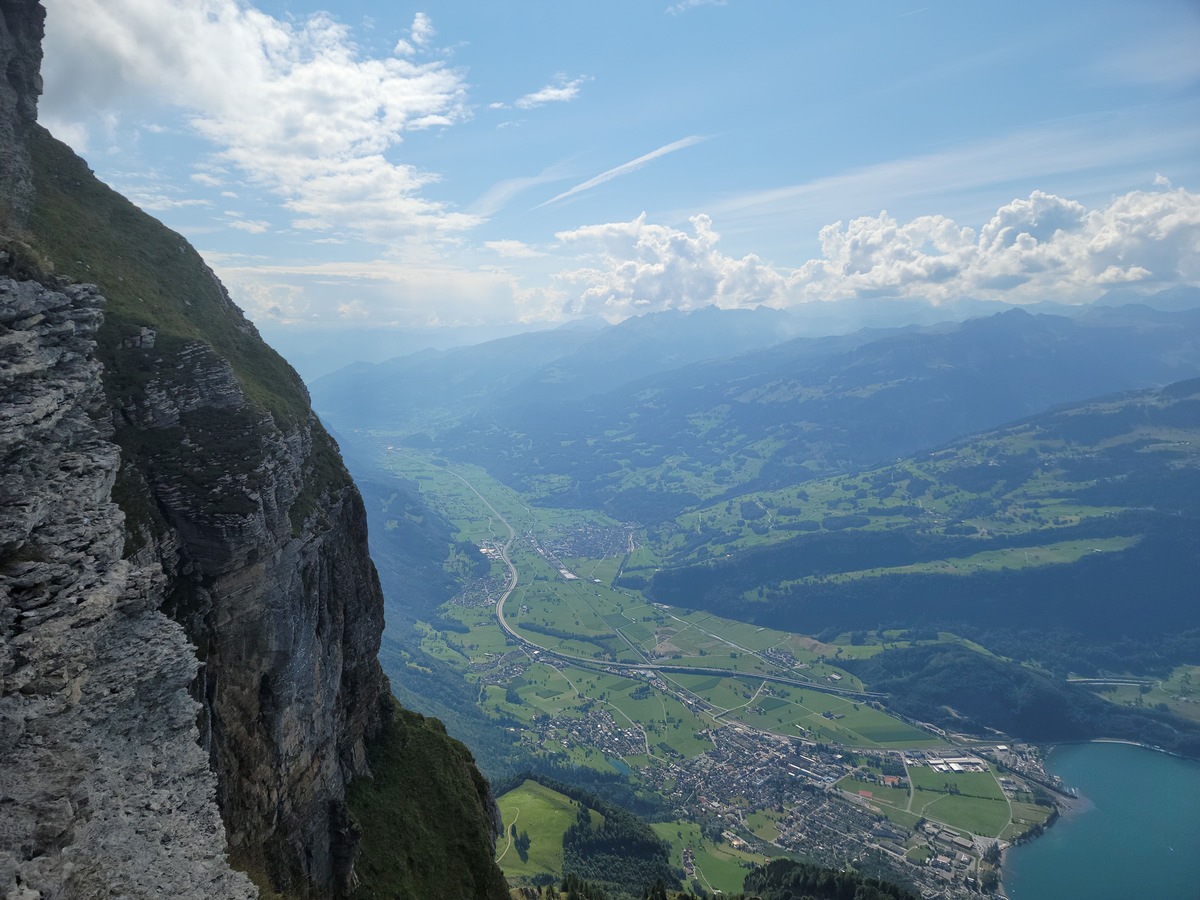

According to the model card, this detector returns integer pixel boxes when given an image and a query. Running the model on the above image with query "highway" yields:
[448,470,885,702]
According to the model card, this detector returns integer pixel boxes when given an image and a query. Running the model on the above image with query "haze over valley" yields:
[6,1,1200,899]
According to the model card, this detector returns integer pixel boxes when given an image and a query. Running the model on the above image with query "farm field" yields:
[651,821,771,896]
[496,780,603,880]
[1093,665,1200,723]
[839,762,1040,841]
[366,445,1073,891]
[381,448,960,759]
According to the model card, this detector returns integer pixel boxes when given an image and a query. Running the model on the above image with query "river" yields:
[1003,741,1200,900]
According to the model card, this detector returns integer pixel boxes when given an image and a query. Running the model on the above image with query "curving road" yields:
[449,469,884,701]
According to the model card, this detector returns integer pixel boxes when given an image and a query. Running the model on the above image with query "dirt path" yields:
[495,806,519,862]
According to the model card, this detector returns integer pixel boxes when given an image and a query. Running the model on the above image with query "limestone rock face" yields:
[0,0,42,228]
[120,325,389,891]
[1,5,501,898]
[0,277,256,899]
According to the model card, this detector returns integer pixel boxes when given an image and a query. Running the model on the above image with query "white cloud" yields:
[539,135,707,208]
[469,167,569,218]
[393,13,435,56]
[36,114,89,152]
[554,213,787,319]
[548,187,1200,319]
[228,218,270,234]
[41,1,474,245]
[409,13,435,48]
[484,240,545,259]
[337,299,370,319]
[708,115,1200,257]
[204,185,1198,329]
[513,75,588,110]
[211,257,546,328]
[786,186,1200,303]
[666,0,727,14]
[121,190,211,211]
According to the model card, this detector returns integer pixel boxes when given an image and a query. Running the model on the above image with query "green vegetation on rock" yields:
[26,126,313,429]
[347,697,510,900]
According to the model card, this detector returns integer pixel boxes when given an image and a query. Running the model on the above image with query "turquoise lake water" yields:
[1003,741,1200,900]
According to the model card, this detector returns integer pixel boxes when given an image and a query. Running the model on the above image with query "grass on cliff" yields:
[25,125,350,537]
[25,125,310,431]
[347,696,510,900]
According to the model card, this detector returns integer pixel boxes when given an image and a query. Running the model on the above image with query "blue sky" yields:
[39,0,1200,332]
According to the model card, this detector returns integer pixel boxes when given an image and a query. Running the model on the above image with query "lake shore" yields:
[1000,741,1200,900]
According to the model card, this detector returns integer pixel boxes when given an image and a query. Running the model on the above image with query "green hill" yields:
[645,378,1200,676]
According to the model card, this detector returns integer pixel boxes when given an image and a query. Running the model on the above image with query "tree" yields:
[516,829,532,862]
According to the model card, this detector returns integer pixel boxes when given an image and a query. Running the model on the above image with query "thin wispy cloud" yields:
[708,112,1200,245]
[491,75,589,111]
[538,135,708,208]
[469,167,568,218]
[516,75,587,109]
[666,0,726,15]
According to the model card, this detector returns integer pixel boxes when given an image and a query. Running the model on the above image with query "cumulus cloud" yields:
[549,187,1200,319]
[554,213,787,319]
[787,186,1200,303]
[42,0,474,243]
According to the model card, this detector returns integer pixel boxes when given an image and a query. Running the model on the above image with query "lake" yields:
[1003,741,1200,900]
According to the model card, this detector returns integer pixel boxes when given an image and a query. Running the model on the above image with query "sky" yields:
[38,0,1200,334]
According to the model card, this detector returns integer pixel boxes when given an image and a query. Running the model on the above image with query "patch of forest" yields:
[649,513,1198,651]
[843,646,1200,757]
[740,858,920,900]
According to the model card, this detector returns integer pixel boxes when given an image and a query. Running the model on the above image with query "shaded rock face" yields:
[0,208,390,899]
[0,0,42,228]
[121,329,389,892]
[0,278,256,898]
[0,2,389,894]
[1,5,506,899]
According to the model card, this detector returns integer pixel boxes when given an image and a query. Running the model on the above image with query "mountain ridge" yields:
[0,5,507,896]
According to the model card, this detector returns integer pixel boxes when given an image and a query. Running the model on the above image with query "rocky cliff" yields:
[0,276,257,898]
[0,3,505,897]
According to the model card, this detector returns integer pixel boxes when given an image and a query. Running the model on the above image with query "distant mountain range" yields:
[315,301,1200,524]
[283,285,1200,383]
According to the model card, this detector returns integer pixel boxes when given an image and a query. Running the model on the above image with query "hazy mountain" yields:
[312,304,816,430]
[260,320,559,381]
[347,304,1200,521]
[648,376,1200,671]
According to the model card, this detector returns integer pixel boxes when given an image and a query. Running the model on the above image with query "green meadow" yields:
[651,821,770,896]
[496,780,604,880]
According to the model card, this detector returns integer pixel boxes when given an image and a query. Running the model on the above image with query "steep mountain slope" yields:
[0,275,257,898]
[0,4,506,897]
[646,377,1200,672]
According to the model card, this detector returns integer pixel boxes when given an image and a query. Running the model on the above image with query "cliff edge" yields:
[0,2,505,897]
